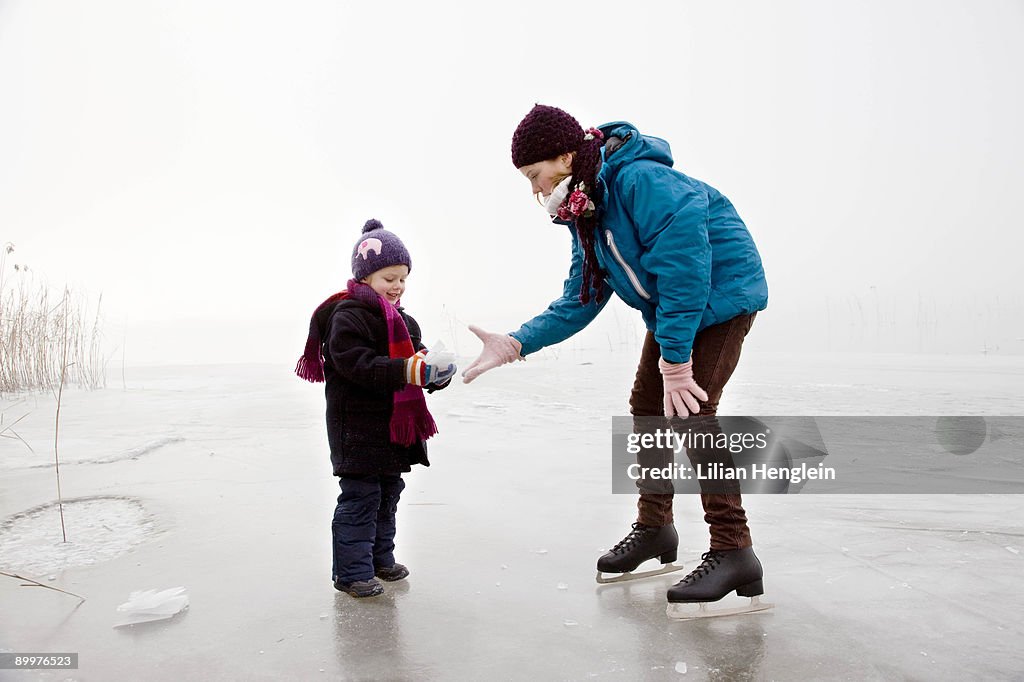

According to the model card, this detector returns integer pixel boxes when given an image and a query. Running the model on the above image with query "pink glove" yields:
[658,357,709,417]
[462,325,523,383]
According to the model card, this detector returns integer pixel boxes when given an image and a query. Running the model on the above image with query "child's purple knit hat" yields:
[351,219,412,280]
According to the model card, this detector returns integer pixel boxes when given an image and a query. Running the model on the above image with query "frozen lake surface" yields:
[1,349,1023,680]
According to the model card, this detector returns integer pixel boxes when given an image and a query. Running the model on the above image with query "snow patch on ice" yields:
[0,496,157,575]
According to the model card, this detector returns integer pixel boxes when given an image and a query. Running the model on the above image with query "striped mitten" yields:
[405,350,457,387]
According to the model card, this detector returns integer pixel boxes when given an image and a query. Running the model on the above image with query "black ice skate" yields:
[665,547,773,619]
[596,522,684,584]
[374,563,409,582]
[334,577,385,598]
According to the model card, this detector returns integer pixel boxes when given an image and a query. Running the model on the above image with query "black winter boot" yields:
[667,547,763,603]
[597,522,679,574]
[374,563,409,582]
[334,577,385,598]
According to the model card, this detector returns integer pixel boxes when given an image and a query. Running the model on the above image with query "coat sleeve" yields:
[327,309,408,394]
[622,164,710,363]
[510,224,610,356]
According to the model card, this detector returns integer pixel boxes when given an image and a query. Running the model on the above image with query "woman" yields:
[463,104,769,611]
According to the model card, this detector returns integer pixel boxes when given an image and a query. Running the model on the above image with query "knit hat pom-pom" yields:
[362,218,384,234]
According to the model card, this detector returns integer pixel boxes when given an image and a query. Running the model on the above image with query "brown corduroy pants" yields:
[630,313,757,550]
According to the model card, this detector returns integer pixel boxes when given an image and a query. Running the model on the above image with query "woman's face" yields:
[519,153,573,198]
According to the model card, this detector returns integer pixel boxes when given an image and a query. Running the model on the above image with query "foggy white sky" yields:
[1,0,1022,365]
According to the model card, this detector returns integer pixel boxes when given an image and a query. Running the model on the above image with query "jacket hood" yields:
[597,121,675,185]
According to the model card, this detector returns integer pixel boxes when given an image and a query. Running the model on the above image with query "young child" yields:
[296,219,456,598]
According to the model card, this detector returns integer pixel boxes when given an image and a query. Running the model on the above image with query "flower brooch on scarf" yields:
[556,182,597,221]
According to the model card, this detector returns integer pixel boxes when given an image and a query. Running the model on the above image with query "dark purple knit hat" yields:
[351,219,412,280]
[511,104,585,168]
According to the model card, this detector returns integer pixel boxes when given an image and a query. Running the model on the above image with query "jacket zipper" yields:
[605,230,651,300]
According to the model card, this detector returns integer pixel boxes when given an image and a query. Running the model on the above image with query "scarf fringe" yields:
[295,290,349,383]
[295,355,324,383]
[390,412,438,448]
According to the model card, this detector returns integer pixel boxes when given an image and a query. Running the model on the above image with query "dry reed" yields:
[0,243,106,393]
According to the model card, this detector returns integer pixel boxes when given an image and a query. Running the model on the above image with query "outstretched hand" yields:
[462,325,523,384]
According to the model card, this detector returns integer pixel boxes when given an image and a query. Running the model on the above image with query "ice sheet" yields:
[1,351,1022,680]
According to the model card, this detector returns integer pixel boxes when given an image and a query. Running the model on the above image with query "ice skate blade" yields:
[666,596,774,620]
[596,563,684,585]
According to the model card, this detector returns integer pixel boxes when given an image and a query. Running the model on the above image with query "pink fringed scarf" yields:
[296,278,437,446]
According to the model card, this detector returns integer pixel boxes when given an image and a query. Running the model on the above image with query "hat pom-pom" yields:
[362,218,384,234]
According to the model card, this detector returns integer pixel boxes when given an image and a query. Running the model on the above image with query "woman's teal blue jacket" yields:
[510,121,768,364]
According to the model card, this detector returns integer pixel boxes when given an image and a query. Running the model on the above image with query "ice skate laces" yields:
[610,523,653,554]
[680,550,724,584]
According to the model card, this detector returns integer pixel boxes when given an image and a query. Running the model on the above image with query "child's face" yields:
[361,264,409,304]
[519,153,574,198]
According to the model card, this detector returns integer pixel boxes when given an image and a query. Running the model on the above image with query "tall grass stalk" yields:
[0,570,86,601]
[53,289,70,542]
